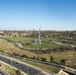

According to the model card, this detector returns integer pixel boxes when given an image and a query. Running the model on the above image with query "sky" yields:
[0,0,76,30]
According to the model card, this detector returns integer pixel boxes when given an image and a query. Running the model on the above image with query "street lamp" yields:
[10,59,12,68]
[9,59,12,74]
[27,67,29,75]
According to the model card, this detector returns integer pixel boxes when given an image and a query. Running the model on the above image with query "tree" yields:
[0,64,1,66]
[32,56,35,59]
[44,57,47,61]
[60,59,66,65]
[21,54,26,58]
[50,56,54,63]
[16,70,21,75]
[41,57,47,61]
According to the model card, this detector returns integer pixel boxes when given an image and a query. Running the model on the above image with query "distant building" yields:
[0,31,4,33]
[18,33,29,37]
[0,31,4,37]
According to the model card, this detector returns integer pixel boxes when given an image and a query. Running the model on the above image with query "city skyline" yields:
[0,0,76,30]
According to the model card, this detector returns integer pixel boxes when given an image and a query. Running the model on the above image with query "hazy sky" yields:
[0,0,76,30]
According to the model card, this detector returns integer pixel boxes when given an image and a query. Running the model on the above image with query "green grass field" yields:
[4,36,61,49]
[4,37,34,42]
[23,42,60,49]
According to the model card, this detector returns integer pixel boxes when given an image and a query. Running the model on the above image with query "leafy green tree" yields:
[50,56,54,63]
[0,64,1,66]
[16,70,21,75]
[32,56,35,59]
[60,59,66,65]
[21,54,26,58]
[41,57,47,61]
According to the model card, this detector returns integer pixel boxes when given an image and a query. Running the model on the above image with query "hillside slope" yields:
[0,39,35,56]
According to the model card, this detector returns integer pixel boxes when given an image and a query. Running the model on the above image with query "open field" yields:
[0,39,60,73]
[23,42,60,49]
[4,37,34,42]
[4,36,64,49]
[0,39,35,56]
[0,39,76,69]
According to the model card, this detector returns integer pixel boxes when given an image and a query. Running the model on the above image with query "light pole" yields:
[27,67,29,75]
[9,59,12,74]
[10,59,12,68]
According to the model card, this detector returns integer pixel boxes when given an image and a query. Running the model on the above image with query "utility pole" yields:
[33,26,41,45]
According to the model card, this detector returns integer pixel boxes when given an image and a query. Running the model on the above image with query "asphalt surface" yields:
[0,54,51,75]
[28,59,76,75]
[21,57,76,75]
[0,52,76,75]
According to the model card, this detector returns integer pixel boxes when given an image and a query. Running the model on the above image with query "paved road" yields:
[0,54,51,75]
[52,41,76,47]
[25,58,76,75]
[0,52,76,75]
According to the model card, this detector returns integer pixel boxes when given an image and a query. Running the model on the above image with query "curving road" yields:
[0,54,51,75]
[0,52,76,75]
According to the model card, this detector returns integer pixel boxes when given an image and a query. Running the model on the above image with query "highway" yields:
[10,54,76,75]
[0,52,76,75]
[23,58,76,75]
[0,54,51,75]
[52,41,76,48]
